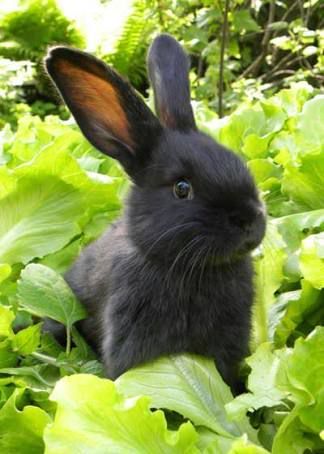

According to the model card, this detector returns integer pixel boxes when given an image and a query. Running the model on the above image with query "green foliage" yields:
[1,0,322,121]
[0,58,34,127]
[102,0,157,88]
[0,0,85,111]
[44,374,199,453]
[0,0,84,62]
[117,355,258,442]
[0,84,323,451]
[0,388,51,454]
[146,0,323,112]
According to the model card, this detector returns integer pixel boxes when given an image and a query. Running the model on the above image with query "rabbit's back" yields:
[65,220,130,342]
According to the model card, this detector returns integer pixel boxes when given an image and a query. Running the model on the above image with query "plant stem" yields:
[32,351,58,365]
[241,0,276,78]
[218,0,230,118]
[66,326,71,356]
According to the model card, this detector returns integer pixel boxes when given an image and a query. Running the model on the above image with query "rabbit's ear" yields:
[45,47,162,175]
[147,34,196,131]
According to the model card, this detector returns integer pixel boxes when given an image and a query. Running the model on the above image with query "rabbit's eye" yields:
[173,179,193,200]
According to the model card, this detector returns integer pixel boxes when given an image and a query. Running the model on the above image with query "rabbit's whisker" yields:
[178,236,205,301]
[143,222,199,259]
[164,235,203,295]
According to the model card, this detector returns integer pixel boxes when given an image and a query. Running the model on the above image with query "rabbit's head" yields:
[45,34,266,265]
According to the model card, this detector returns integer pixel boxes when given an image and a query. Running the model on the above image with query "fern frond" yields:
[103,0,158,88]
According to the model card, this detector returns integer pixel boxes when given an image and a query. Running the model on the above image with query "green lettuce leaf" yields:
[226,344,288,421]
[0,305,14,338]
[272,409,315,454]
[252,222,286,348]
[299,232,324,289]
[0,263,11,284]
[17,264,87,328]
[277,327,324,433]
[270,281,323,347]
[298,95,324,148]
[0,388,51,454]
[117,354,258,442]
[44,374,199,453]
[12,323,42,356]
[282,153,324,211]
[0,145,120,265]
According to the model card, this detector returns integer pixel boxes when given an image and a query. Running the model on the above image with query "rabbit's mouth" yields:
[206,236,263,266]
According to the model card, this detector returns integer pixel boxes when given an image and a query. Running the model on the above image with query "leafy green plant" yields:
[0,84,324,452]
[0,58,34,127]
[101,0,157,88]
[145,0,323,113]
[0,0,85,103]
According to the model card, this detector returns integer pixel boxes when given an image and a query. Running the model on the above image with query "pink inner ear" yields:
[55,60,134,149]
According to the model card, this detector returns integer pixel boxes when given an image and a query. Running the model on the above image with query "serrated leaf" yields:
[0,305,14,338]
[17,264,87,328]
[0,388,51,454]
[12,323,41,355]
[117,354,258,442]
[226,344,288,421]
[44,374,199,453]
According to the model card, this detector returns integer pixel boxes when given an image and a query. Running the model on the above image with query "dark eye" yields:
[173,179,193,200]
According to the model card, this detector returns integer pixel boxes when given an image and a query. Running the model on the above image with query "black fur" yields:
[148,34,196,131]
[45,34,266,388]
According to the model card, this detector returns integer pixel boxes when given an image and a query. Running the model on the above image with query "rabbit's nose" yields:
[228,211,256,230]
[228,203,264,231]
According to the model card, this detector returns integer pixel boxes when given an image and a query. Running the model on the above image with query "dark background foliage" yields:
[0,0,323,127]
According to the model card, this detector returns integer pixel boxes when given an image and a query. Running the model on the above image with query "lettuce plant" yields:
[0,84,323,453]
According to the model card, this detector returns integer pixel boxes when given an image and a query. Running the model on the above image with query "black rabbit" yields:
[45,34,266,388]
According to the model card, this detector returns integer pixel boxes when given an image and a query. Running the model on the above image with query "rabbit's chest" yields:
[107,259,252,347]
[100,257,254,380]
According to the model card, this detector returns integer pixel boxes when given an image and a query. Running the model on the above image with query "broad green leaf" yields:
[275,82,313,117]
[260,101,287,135]
[12,323,41,355]
[252,222,286,347]
[77,155,105,172]
[276,209,324,252]
[14,146,120,215]
[270,281,322,347]
[0,175,82,265]
[282,153,324,211]
[117,354,258,442]
[0,339,18,368]
[0,388,51,454]
[247,159,282,187]
[299,233,324,288]
[0,305,14,338]
[298,95,324,147]
[226,344,288,421]
[228,435,270,453]
[218,108,266,153]
[44,374,199,454]
[277,327,324,433]
[39,239,82,274]
[0,145,120,265]
[195,427,233,453]
[17,264,87,328]
[0,167,16,200]
[272,409,315,454]
[0,365,56,389]
[242,134,271,159]
[0,263,11,284]
[232,10,260,32]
